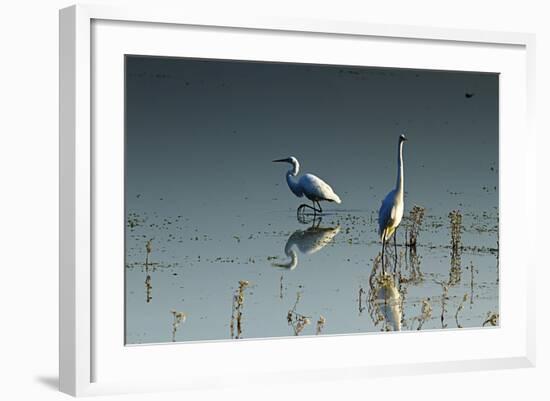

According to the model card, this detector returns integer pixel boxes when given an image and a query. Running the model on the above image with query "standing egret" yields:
[378,134,408,270]
[273,156,342,217]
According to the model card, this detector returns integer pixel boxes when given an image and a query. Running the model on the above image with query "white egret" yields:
[378,134,408,269]
[273,156,342,216]
[272,221,341,270]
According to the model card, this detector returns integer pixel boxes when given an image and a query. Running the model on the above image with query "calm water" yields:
[125,198,498,344]
[124,56,499,344]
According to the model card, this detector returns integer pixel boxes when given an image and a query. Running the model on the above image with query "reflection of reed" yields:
[144,239,155,303]
[415,298,432,330]
[272,219,340,270]
[230,280,249,339]
[482,312,499,327]
[496,237,500,284]
[454,294,468,328]
[358,286,366,315]
[401,248,423,285]
[316,315,326,335]
[434,280,449,329]
[287,292,311,336]
[170,310,187,342]
[145,238,153,266]
[145,274,152,303]
[405,205,425,252]
[469,261,475,309]
[448,210,462,286]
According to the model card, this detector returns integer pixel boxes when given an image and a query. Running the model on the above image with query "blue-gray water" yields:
[124,56,498,344]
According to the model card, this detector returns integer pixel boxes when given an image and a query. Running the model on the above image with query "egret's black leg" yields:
[315,201,323,214]
[311,216,322,229]
[297,204,317,224]
[394,229,398,273]
[381,234,386,275]
[298,204,316,213]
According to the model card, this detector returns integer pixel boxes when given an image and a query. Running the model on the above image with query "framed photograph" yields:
[60,4,536,396]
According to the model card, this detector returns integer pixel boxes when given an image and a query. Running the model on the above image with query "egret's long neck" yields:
[396,141,404,197]
[286,170,303,197]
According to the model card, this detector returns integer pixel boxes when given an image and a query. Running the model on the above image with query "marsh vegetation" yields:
[125,199,499,343]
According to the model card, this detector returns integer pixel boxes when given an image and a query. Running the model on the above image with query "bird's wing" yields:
[378,190,396,236]
[300,174,341,203]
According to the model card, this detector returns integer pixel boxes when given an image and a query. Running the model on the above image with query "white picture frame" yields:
[59,4,536,397]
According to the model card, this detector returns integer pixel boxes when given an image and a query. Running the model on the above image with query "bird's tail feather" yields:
[381,226,396,241]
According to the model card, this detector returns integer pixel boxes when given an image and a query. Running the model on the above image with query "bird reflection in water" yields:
[368,264,403,331]
[272,217,340,270]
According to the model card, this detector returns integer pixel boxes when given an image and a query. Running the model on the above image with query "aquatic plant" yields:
[413,298,432,330]
[287,291,312,336]
[127,211,145,230]
[170,310,187,342]
[230,280,250,339]
[454,293,468,328]
[316,315,326,335]
[449,210,462,253]
[434,280,450,329]
[483,312,499,327]
[448,210,462,286]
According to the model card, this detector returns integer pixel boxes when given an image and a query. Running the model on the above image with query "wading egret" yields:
[273,156,342,216]
[378,134,408,269]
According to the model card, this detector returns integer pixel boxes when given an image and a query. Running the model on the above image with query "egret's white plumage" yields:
[274,156,341,212]
[298,174,341,204]
[378,135,407,241]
